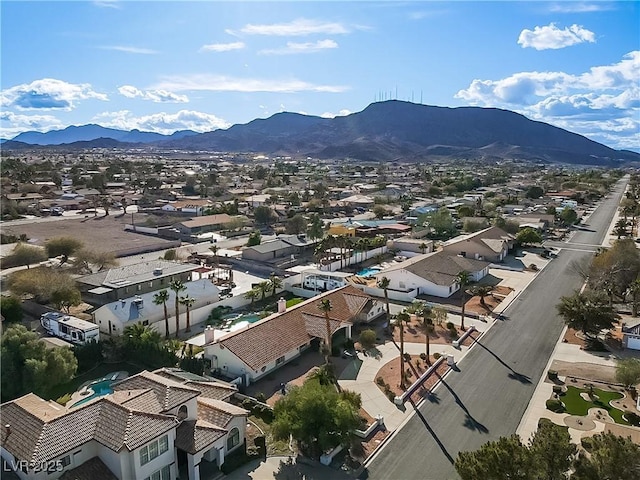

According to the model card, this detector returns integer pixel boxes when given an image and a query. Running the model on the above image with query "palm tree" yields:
[629,278,640,317]
[309,363,337,387]
[557,290,619,339]
[269,273,283,297]
[257,280,271,301]
[377,277,391,328]
[419,304,434,364]
[179,295,196,333]
[209,244,219,276]
[244,287,260,305]
[153,289,170,338]
[396,311,410,389]
[471,285,493,309]
[456,271,472,330]
[419,242,428,255]
[123,323,161,348]
[318,299,333,364]
[169,279,187,338]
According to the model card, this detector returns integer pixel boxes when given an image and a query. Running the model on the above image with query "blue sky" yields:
[1,1,638,151]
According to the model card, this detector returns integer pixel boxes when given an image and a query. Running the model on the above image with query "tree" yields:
[254,205,276,226]
[457,205,475,218]
[256,280,270,301]
[456,271,472,330]
[556,290,619,338]
[529,420,576,480]
[614,218,628,239]
[516,227,543,246]
[426,207,456,237]
[572,432,640,480]
[8,267,78,304]
[525,185,544,199]
[307,213,324,241]
[615,358,640,389]
[247,231,261,247]
[1,325,77,401]
[179,295,196,333]
[50,286,82,313]
[44,237,83,264]
[419,242,429,255]
[318,299,333,363]
[286,214,307,235]
[4,244,47,269]
[373,205,388,219]
[559,207,578,225]
[396,311,410,389]
[0,295,23,323]
[72,248,117,273]
[377,276,391,324]
[169,280,187,338]
[153,290,170,338]
[271,378,361,459]
[359,329,377,350]
[455,435,533,480]
[463,218,486,233]
[432,306,448,327]
[308,363,337,387]
[418,304,434,362]
[269,274,283,298]
[470,285,493,308]
[244,287,260,305]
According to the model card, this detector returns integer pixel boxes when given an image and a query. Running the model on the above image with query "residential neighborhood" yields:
[1,151,640,480]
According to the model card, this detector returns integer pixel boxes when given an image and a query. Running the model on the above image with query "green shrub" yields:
[548,370,558,381]
[419,353,427,361]
[56,393,72,406]
[163,249,177,260]
[546,399,565,413]
[433,352,442,359]
[446,321,455,330]
[403,353,411,362]
[255,392,266,402]
[581,436,593,451]
[359,329,377,350]
[376,376,385,386]
[552,385,563,394]
[624,411,640,427]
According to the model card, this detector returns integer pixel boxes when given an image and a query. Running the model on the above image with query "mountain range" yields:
[4,101,639,165]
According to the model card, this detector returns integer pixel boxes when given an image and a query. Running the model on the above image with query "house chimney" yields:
[204,326,215,344]
[4,424,10,436]
[277,297,286,313]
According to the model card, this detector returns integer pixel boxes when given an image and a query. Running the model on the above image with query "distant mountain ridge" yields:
[6,101,639,165]
[11,124,197,145]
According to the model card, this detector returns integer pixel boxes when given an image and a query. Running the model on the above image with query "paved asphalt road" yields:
[362,177,629,480]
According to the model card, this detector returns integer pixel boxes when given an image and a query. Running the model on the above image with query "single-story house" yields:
[171,214,234,235]
[372,250,490,298]
[93,278,220,336]
[2,193,44,205]
[389,237,434,255]
[0,369,246,480]
[622,322,640,350]
[77,260,199,306]
[202,285,384,383]
[440,226,514,263]
[241,234,317,263]
[162,199,213,216]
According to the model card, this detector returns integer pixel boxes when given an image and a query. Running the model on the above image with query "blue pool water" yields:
[357,267,381,277]
[71,380,114,407]
[222,313,261,324]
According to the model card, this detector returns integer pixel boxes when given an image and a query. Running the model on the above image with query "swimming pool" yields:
[221,313,261,324]
[356,267,381,277]
[71,380,114,407]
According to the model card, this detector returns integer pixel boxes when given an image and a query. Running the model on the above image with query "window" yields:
[140,435,168,465]
[144,465,170,480]
[227,428,240,450]
[275,356,285,365]
[137,284,142,291]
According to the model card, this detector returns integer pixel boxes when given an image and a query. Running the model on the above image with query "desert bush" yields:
[546,399,565,413]
[359,329,377,350]
[376,376,385,386]
[419,353,427,361]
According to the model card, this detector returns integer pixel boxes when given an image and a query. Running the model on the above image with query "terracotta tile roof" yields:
[1,395,176,464]
[215,285,372,370]
[151,368,238,401]
[174,419,226,455]
[111,371,200,412]
[197,398,248,429]
[59,457,118,480]
[185,381,236,402]
[116,390,164,414]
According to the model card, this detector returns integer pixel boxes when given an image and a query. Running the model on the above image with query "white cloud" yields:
[548,3,614,13]
[99,45,158,54]
[117,85,189,103]
[152,74,349,93]
[0,111,64,138]
[518,23,595,50]
[200,41,245,52]
[92,110,230,135]
[320,109,352,118]
[455,52,639,150]
[1,78,108,110]
[238,18,350,36]
[259,39,338,55]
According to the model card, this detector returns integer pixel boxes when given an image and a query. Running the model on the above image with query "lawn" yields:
[561,386,628,425]
[47,361,144,401]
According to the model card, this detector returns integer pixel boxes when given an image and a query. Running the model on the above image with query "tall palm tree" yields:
[179,295,196,333]
[471,285,493,309]
[169,279,187,338]
[629,278,640,317]
[153,289,170,338]
[377,276,391,327]
[419,242,428,255]
[209,244,219,276]
[419,304,434,364]
[456,271,472,330]
[269,273,283,297]
[318,299,333,364]
[396,311,410,389]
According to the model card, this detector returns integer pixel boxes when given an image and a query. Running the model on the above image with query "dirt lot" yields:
[3,214,177,256]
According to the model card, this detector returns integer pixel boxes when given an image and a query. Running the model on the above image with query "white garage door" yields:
[628,337,640,350]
